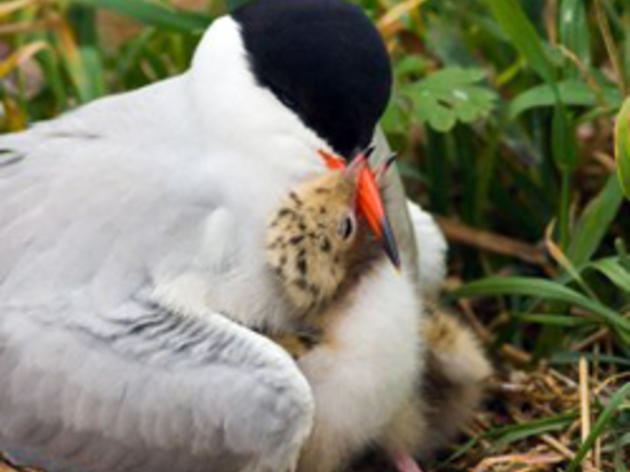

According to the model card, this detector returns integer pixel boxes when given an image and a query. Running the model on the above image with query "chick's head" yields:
[266,170,370,312]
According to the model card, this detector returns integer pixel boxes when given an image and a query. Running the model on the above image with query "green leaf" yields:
[509,80,623,119]
[514,313,596,327]
[553,104,577,247]
[624,13,630,90]
[567,383,630,472]
[401,67,497,132]
[588,258,630,294]
[33,33,67,112]
[615,238,630,271]
[567,175,624,266]
[483,0,557,88]
[615,96,630,200]
[71,0,211,33]
[394,55,429,79]
[489,413,577,450]
[559,0,591,76]
[381,98,408,136]
[115,28,156,79]
[68,6,105,99]
[79,46,106,99]
[552,104,578,171]
[453,277,630,338]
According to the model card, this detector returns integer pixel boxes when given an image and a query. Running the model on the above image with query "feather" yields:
[0,300,313,472]
[0,26,318,470]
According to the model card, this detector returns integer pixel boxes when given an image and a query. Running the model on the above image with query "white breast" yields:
[297,262,423,471]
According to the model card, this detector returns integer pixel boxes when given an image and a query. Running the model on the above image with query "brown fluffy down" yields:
[380,308,492,461]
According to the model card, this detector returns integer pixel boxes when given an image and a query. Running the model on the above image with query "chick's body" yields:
[380,307,492,466]
[266,169,423,472]
[265,169,492,472]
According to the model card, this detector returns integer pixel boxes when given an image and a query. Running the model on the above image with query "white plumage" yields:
[407,200,448,299]
[0,10,448,472]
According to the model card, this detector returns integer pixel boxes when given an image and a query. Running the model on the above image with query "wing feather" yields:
[0,302,313,472]
[0,75,313,472]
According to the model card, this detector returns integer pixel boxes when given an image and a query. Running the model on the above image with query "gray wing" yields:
[0,301,313,472]
[0,77,313,472]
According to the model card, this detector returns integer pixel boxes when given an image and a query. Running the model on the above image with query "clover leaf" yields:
[400,67,497,132]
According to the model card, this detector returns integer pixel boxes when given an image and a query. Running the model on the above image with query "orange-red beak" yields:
[319,149,401,270]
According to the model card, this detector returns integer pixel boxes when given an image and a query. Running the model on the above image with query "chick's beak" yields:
[356,163,401,270]
[319,148,401,270]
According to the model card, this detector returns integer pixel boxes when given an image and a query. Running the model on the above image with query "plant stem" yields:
[594,0,628,96]
[559,171,571,250]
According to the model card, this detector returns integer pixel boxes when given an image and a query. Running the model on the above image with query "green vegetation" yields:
[1,0,629,470]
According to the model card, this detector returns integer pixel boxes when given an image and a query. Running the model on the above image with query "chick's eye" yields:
[338,214,356,240]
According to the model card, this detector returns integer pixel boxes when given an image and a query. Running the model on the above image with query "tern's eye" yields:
[338,213,356,241]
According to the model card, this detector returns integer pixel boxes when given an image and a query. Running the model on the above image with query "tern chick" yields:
[265,169,371,355]
[381,307,492,470]
[267,171,372,313]
[266,151,398,332]
[264,154,491,472]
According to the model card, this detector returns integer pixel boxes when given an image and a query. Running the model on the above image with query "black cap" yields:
[233,0,392,158]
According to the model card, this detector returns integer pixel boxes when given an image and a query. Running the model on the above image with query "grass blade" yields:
[0,41,48,79]
[567,175,624,266]
[69,5,106,98]
[0,0,33,18]
[566,383,630,472]
[33,31,68,112]
[453,277,630,336]
[71,0,211,33]
[553,114,575,247]
[509,80,622,119]
[615,96,630,199]
[514,313,596,327]
[54,19,95,103]
[483,0,557,88]
[490,413,577,450]
[588,258,630,293]
[559,0,591,77]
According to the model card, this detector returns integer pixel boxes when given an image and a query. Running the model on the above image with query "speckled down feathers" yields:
[380,308,492,460]
[266,171,381,315]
